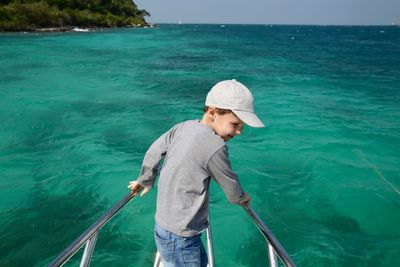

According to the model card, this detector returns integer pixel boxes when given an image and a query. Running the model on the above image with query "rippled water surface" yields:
[1,25,400,266]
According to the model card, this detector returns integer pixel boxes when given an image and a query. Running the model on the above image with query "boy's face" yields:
[212,112,244,142]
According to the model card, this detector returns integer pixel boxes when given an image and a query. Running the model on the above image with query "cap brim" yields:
[232,110,265,128]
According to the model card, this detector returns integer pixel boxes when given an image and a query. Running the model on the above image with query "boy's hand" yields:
[128,181,150,197]
[238,192,251,206]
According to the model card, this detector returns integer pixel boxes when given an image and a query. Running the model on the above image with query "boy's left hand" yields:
[128,181,150,197]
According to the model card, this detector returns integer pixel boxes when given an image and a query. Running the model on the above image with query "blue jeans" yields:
[154,223,208,267]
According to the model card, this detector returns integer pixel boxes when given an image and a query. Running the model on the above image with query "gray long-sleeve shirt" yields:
[137,120,244,237]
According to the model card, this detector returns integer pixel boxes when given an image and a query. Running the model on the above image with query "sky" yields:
[134,0,400,25]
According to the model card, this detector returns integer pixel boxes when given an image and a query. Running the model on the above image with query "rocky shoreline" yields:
[34,27,75,32]
[1,24,155,33]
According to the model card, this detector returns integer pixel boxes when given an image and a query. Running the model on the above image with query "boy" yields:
[128,79,264,267]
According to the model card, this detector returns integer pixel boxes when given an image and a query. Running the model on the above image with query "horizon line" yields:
[148,22,399,27]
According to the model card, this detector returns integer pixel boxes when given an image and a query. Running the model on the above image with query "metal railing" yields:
[49,186,143,267]
[49,185,295,267]
[243,204,296,267]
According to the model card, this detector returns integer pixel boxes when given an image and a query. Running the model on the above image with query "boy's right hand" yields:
[128,181,150,197]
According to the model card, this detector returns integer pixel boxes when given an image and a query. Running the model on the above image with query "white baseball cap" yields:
[205,79,265,128]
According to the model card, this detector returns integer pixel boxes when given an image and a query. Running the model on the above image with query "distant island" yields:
[0,0,150,32]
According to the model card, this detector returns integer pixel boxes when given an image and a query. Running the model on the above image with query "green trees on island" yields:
[0,0,150,31]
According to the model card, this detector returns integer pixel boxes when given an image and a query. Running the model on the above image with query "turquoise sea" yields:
[1,24,399,266]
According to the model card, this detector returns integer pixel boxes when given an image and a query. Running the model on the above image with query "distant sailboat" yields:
[178,19,182,25]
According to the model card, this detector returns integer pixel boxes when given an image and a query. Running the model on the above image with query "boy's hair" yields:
[203,106,232,115]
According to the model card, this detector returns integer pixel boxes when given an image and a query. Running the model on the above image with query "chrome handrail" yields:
[243,204,296,267]
[49,186,143,267]
[49,185,295,267]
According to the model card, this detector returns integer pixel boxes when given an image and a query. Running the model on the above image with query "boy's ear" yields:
[207,107,216,117]
[208,107,218,122]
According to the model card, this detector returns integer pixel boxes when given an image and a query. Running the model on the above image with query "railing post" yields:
[153,252,162,267]
[79,231,99,267]
[267,243,278,267]
[205,216,215,267]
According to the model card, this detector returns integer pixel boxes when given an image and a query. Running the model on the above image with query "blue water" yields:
[1,24,399,266]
